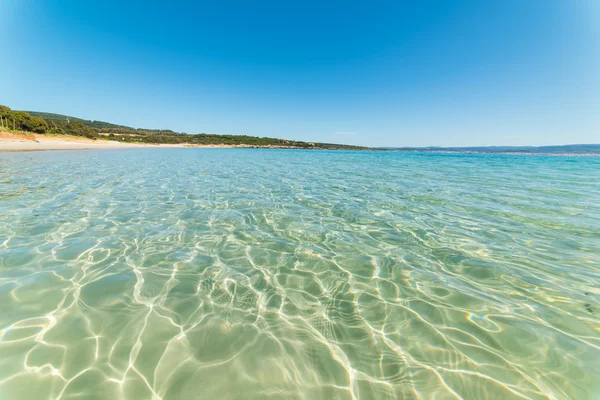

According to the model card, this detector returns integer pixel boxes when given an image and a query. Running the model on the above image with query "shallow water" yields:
[0,149,599,399]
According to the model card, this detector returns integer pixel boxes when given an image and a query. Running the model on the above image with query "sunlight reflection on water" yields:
[0,149,599,399]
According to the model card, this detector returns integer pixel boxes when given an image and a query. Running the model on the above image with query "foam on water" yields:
[0,149,599,399]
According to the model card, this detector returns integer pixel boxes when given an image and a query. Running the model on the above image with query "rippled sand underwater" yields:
[1,149,599,399]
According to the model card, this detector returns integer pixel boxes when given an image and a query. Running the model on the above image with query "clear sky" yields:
[1,0,599,147]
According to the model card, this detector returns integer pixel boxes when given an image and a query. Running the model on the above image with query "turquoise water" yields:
[1,149,599,399]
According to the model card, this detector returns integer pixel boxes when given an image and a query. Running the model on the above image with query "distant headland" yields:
[381,144,600,156]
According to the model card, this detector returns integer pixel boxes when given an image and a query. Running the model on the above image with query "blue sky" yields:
[1,0,599,147]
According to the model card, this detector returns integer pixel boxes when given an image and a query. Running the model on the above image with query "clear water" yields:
[1,149,599,399]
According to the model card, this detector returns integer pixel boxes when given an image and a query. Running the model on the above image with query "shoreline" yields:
[0,131,182,151]
[1,132,598,156]
[0,132,318,152]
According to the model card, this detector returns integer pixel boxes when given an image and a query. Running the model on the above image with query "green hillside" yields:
[0,105,365,149]
[26,111,132,130]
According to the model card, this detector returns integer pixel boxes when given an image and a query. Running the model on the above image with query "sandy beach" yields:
[0,131,320,151]
[0,131,188,151]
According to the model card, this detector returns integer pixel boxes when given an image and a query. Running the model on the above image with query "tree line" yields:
[1,105,98,139]
[1,105,365,149]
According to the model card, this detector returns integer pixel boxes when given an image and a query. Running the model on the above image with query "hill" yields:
[26,111,131,130]
[0,105,365,149]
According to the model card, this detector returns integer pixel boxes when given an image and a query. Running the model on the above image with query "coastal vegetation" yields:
[0,105,364,149]
[0,105,50,133]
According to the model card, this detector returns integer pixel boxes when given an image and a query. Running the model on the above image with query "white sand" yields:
[0,131,316,152]
[0,131,189,151]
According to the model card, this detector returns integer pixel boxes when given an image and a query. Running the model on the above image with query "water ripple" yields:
[0,149,599,399]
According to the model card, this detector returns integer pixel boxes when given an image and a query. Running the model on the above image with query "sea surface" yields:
[0,149,599,399]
